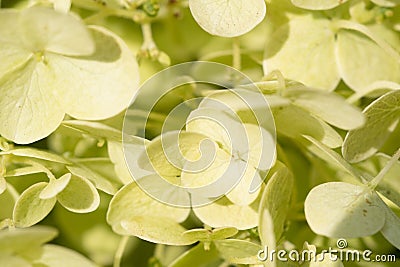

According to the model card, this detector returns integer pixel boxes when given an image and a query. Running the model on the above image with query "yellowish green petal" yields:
[189,0,266,37]
[336,29,400,92]
[304,182,386,238]
[264,16,339,90]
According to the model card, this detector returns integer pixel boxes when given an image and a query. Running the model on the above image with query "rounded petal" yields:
[189,0,266,37]
[48,26,139,120]
[264,16,339,90]
[305,182,386,238]
[18,6,94,56]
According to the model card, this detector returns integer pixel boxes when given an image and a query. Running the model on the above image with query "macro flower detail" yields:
[0,7,139,144]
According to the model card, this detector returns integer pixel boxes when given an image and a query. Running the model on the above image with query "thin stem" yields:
[114,236,130,267]
[84,10,111,24]
[368,148,400,189]
[272,70,287,93]
[0,156,6,176]
[154,244,165,260]
[232,37,241,71]
[141,23,156,49]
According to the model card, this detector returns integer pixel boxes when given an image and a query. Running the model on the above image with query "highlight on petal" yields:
[264,16,339,90]
[189,0,266,37]
[48,26,140,120]
[18,6,95,56]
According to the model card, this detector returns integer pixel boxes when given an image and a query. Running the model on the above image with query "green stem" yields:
[84,10,111,24]
[154,244,165,260]
[368,148,400,189]
[114,236,130,267]
[0,156,6,177]
[232,37,241,71]
[261,70,287,95]
[141,23,156,50]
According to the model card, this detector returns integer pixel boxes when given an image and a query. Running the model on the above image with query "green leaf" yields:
[285,88,365,130]
[0,183,19,221]
[336,29,400,92]
[18,7,94,56]
[0,225,57,254]
[32,244,97,267]
[57,175,100,213]
[343,90,400,163]
[13,182,57,227]
[62,120,122,142]
[189,0,266,37]
[0,147,71,164]
[304,182,386,238]
[214,239,261,265]
[168,243,221,267]
[264,16,339,90]
[273,105,343,148]
[259,166,294,242]
[291,0,349,10]
[39,173,71,199]
[107,182,191,244]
